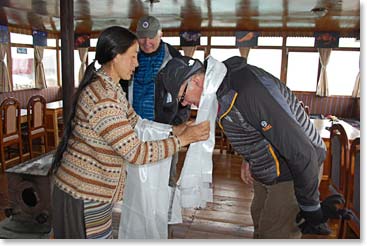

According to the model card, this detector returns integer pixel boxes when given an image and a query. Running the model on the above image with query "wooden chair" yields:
[25,95,48,159]
[328,123,350,237]
[0,97,23,172]
[342,137,360,238]
[329,123,350,196]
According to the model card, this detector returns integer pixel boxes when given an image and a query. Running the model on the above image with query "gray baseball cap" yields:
[136,16,161,39]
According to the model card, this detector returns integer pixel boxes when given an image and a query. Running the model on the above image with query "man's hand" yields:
[240,160,253,185]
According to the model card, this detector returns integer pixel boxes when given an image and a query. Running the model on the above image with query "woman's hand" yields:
[172,120,193,136]
[240,160,254,185]
[176,120,210,147]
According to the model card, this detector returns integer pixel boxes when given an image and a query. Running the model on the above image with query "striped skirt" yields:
[84,200,113,239]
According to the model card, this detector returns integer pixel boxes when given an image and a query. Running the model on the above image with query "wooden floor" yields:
[0,149,356,239]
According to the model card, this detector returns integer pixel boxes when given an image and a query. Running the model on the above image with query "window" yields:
[178,49,205,62]
[11,47,35,90]
[247,49,282,79]
[88,51,100,70]
[161,37,180,46]
[211,36,236,46]
[286,37,315,47]
[10,33,33,44]
[286,52,319,91]
[258,37,283,46]
[193,50,205,62]
[210,48,240,61]
[338,38,360,48]
[74,50,81,87]
[90,38,98,47]
[47,39,57,47]
[327,51,359,96]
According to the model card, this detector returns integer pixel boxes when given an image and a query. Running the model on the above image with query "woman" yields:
[51,26,209,239]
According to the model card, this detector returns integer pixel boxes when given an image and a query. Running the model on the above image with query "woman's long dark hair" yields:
[51,26,137,173]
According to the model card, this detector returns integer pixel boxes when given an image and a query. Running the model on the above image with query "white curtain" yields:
[316,48,331,96]
[78,47,88,82]
[181,46,197,57]
[239,47,251,58]
[0,43,11,92]
[352,71,360,98]
[34,46,47,89]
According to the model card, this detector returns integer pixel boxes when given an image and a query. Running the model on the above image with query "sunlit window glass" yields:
[327,51,359,96]
[11,47,35,90]
[286,52,319,91]
[210,48,240,61]
[10,33,33,44]
[211,36,236,46]
[44,49,58,87]
[258,37,283,46]
[286,37,315,47]
[161,37,180,46]
[247,49,282,79]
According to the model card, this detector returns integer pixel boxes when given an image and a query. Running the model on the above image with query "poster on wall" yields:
[0,25,9,43]
[235,31,259,47]
[32,30,48,46]
[180,31,201,46]
[74,33,90,48]
[314,32,339,48]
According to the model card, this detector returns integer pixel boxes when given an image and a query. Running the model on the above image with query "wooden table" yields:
[45,100,63,149]
[311,119,360,141]
[311,119,360,180]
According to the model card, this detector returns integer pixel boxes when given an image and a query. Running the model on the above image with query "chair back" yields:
[342,137,360,238]
[27,95,47,133]
[329,123,349,197]
[0,97,23,172]
[26,95,48,158]
[1,97,21,139]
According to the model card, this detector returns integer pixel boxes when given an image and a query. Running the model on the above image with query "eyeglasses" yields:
[178,82,189,104]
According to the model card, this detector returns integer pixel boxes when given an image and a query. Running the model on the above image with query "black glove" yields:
[296,194,352,235]
[321,194,352,220]
[296,207,331,235]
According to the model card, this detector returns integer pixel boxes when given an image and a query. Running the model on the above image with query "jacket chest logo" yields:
[260,120,272,132]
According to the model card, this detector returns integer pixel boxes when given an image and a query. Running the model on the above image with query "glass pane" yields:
[210,48,240,61]
[90,38,98,47]
[44,49,58,87]
[247,49,282,79]
[47,38,57,47]
[338,38,360,48]
[211,36,236,46]
[200,36,208,46]
[258,37,283,46]
[88,51,101,69]
[74,50,81,87]
[286,52,319,91]
[161,37,180,46]
[193,50,205,62]
[327,51,359,96]
[11,47,35,90]
[286,37,315,47]
[10,33,33,44]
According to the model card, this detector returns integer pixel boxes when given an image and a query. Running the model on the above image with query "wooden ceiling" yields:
[0,0,360,37]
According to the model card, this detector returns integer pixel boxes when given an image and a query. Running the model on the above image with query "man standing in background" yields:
[129,15,187,186]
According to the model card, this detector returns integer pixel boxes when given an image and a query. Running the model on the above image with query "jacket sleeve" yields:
[234,68,321,210]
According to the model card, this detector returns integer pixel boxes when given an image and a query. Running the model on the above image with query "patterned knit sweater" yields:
[53,72,181,203]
